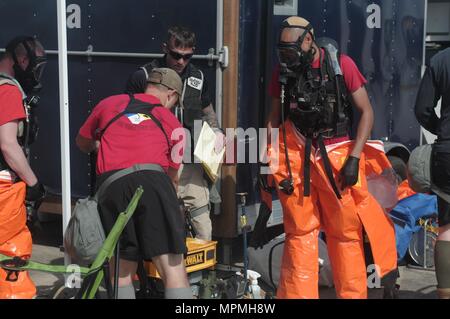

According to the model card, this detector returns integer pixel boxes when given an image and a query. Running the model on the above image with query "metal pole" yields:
[422,0,428,76]
[0,48,220,61]
[216,0,224,124]
[424,219,428,269]
[237,192,249,294]
[213,0,225,216]
[56,0,72,268]
[420,0,428,145]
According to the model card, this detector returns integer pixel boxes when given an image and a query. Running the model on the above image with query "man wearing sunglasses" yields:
[0,36,47,298]
[126,26,223,241]
[261,16,398,299]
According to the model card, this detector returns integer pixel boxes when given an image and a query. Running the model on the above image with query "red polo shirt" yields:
[0,84,26,126]
[79,93,185,175]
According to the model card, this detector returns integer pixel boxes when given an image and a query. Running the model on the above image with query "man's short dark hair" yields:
[167,26,196,49]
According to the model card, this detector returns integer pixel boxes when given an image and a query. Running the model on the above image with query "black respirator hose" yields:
[303,137,312,196]
[280,83,294,191]
[329,49,344,134]
[317,134,342,199]
[323,47,345,135]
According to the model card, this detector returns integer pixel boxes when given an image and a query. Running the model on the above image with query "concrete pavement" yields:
[27,213,438,299]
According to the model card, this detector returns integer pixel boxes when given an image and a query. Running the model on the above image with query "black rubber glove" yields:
[258,170,272,193]
[26,182,46,202]
[249,201,272,249]
[339,156,360,190]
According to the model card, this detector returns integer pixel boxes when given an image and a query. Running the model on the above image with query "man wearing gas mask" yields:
[263,17,397,298]
[0,36,47,298]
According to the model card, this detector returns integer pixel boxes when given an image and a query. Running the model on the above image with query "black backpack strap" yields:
[149,113,170,148]
[97,94,169,148]
[125,96,170,148]
[303,137,312,197]
[323,50,349,101]
[97,94,135,139]
[317,134,342,199]
[323,48,352,137]
[97,111,127,139]
[323,50,342,134]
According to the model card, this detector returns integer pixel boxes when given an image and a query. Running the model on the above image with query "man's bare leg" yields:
[152,253,193,299]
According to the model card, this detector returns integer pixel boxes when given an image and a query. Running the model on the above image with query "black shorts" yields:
[431,149,450,226]
[97,170,187,261]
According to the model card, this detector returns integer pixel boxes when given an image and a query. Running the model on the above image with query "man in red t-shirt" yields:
[0,36,47,299]
[261,17,397,299]
[76,68,192,299]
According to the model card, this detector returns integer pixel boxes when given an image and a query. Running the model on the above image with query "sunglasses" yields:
[168,49,194,61]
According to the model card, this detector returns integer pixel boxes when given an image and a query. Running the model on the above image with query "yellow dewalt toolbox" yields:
[145,238,217,278]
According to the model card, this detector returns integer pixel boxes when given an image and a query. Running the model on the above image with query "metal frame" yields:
[0,47,227,66]
[213,0,225,217]
[0,1,228,224]
[49,0,227,257]
[422,219,431,269]
[420,0,430,145]
[216,0,225,125]
[56,0,72,271]
[407,217,437,272]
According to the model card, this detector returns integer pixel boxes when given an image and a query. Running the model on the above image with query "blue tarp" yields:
[389,193,437,260]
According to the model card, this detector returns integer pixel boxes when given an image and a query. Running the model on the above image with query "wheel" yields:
[408,228,437,268]
[387,155,408,182]
[51,284,79,299]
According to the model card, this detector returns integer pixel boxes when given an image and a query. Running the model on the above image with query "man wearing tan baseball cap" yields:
[76,66,192,299]
[146,67,183,108]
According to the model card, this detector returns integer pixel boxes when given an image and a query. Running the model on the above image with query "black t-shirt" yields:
[415,48,450,150]
[125,58,212,109]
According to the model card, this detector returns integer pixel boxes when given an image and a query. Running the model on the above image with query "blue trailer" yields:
[0,0,439,261]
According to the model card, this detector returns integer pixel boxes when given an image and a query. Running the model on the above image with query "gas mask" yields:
[277,24,315,73]
[7,37,47,94]
[277,42,315,73]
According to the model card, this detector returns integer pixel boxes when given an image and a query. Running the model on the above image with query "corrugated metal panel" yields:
[0,0,217,197]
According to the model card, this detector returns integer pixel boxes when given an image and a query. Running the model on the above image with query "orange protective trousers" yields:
[0,179,36,299]
[269,121,397,299]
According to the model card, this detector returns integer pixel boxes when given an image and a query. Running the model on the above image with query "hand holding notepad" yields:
[193,122,226,183]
